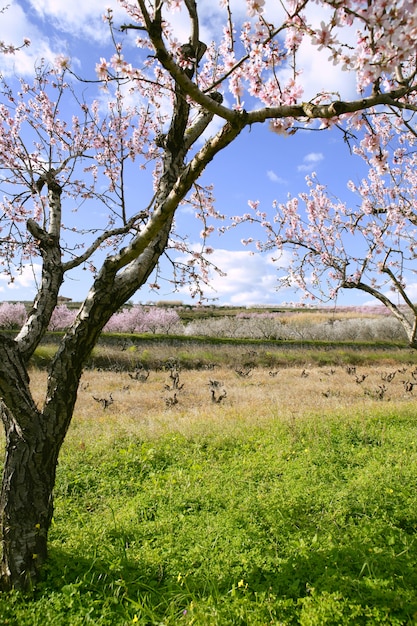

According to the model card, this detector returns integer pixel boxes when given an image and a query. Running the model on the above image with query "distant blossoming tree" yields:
[1,0,417,589]
[47,305,76,331]
[104,305,181,333]
[141,306,181,334]
[104,306,145,333]
[0,303,27,330]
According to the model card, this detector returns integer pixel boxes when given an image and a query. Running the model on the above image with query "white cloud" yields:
[267,3,357,104]
[296,41,357,103]
[0,1,61,75]
[176,248,296,306]
[0,0,128,77]
[296,3,358,102]
[267,170,286,184]
[26,0,123,42]
[0,263,41,298]
[297,152,324,172]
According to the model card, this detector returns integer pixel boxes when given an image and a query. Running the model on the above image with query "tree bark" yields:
[0,408,57,590]
[0,11,247,586]
[0,337,61,589]
[16,181,64,361]
[0,223,177,589]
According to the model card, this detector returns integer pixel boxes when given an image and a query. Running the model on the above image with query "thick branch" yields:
[342,279,416,344]
[15,184,64,361]
[42,218,173,443]
[136,0,237,123]
[381,264,417,314]
[101,117,245,274]
[0,336,39,430]
[183,0,200,57]
[246,87,417,124]
[184,92,223,150]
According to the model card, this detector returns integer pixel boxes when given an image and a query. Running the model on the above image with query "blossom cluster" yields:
[96,1,417,126]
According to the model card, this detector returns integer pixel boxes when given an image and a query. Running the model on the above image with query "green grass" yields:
[2,405,417,624]
[31,333,417,372]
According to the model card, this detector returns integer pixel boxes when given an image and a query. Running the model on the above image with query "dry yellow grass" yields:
[278,310,385,326]
[26,363,416,446]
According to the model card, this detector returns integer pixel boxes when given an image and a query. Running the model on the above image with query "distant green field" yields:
[30,333,416,372]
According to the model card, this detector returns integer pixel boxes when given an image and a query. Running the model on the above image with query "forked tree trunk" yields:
[0,222,176,590]
[0,411,58,589]
[0,59,244,587]
[0,336,70,590]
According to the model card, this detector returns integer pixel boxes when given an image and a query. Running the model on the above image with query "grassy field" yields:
[2,357,417,624]
[31,334,417,372]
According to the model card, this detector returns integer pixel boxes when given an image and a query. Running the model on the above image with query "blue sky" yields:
[0,0,374,307]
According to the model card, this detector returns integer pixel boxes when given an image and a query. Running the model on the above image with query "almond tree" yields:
[243,122,417,346]
[0,303,27,330]
[1,0,417,589]
[47,305,77,331]
[103,305,181,333]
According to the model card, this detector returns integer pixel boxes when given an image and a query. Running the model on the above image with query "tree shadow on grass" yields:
[37,523,417,626]
[26,546,173,625]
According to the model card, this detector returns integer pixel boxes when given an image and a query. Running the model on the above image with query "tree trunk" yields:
[0,55,245,586]
[0,405,59,590]
[0,336,64,590]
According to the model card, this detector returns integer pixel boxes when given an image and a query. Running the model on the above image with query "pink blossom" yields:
[96,57,110,81]
[246,0,265,18]
[104,306,181,334]
[311,22,335,50]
